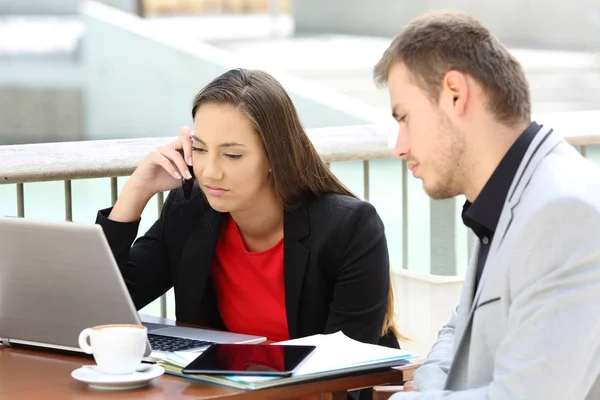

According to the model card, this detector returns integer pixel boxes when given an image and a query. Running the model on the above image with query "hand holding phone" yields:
[182,166,196,200]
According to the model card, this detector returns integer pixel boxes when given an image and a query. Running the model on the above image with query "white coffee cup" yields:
[78,324,148,375]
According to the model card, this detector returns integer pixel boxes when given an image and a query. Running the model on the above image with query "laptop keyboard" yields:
[148,333,215,352]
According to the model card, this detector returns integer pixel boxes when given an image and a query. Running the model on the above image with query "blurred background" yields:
[1,0,599,354]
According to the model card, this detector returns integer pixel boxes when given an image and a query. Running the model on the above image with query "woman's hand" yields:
[128,126,194,196]
[108,127,194,222]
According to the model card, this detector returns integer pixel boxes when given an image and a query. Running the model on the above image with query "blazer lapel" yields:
[470,124,561,309]
[444,237,479,387]
[177,208,223,324]
[283,207,311,339]
[448,124,562,380]
[454,237,480,341]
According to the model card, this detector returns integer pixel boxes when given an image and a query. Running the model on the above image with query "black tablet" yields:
[181,344,316,377]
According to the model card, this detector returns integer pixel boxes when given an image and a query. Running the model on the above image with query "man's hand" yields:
[403,381,418,392]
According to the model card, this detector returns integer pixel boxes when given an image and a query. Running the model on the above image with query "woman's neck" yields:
[229,192,284,252]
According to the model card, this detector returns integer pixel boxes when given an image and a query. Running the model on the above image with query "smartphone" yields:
[182,166,195,200]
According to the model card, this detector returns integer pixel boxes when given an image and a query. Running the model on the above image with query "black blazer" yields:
[96,185,398,349]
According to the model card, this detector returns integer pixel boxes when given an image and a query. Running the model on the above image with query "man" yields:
[374,10,600,399]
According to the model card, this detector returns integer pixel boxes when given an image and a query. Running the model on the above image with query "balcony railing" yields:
[2,115,600,325]
[1,123,393,211]
[0,124,398,319]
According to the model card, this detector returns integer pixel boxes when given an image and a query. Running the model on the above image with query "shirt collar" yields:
[462,121,541,239]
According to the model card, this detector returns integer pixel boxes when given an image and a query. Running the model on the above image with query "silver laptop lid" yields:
[0,217,143,352]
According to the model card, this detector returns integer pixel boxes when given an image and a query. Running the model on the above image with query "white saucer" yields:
[71,364,164,391]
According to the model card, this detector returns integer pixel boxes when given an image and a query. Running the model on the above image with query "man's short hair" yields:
[374,10,531,125]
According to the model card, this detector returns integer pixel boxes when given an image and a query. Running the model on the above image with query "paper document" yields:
[220,331,417,384]
[157,331,419,390]
[275,331,417,376]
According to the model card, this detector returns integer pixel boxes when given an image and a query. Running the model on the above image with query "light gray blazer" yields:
[393,125,600,399]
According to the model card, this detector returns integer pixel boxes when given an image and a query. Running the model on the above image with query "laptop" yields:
[0,216,266,360]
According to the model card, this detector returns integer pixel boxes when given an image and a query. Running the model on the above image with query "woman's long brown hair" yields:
[192,68,401,340]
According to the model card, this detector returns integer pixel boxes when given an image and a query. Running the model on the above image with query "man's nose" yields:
[393,130,409,159]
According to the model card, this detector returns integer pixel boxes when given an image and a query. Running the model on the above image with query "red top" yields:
[211,214,290,342]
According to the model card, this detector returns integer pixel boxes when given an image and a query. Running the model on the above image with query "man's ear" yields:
[441,70,469,117]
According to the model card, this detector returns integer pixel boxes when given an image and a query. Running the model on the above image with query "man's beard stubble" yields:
[422,113,467,200]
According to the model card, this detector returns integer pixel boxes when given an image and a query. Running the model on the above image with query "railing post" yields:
[157,192,164,213]
[363,160,370,202]
[64,180,73,222]
[402,161,408,269]
[430,198,457,276]
[111,177,118,205]
[16,183,24,218]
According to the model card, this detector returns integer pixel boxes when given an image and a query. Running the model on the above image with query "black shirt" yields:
[462,121,541,291]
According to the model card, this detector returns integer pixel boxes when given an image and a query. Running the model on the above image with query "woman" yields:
[96,68,399,349]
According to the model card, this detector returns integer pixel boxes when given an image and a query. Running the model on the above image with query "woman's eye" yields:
[225,154,243,160]
[192,146,206,153]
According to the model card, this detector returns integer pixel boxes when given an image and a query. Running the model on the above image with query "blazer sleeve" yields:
[324,201,390,345]
[95,192,175,310]
[412,305,458,391]
[390,197,600,400]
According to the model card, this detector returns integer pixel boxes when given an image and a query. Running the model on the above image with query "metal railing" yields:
[0,124,399,318]
[1,123,394,211]
[2,119,600,317]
